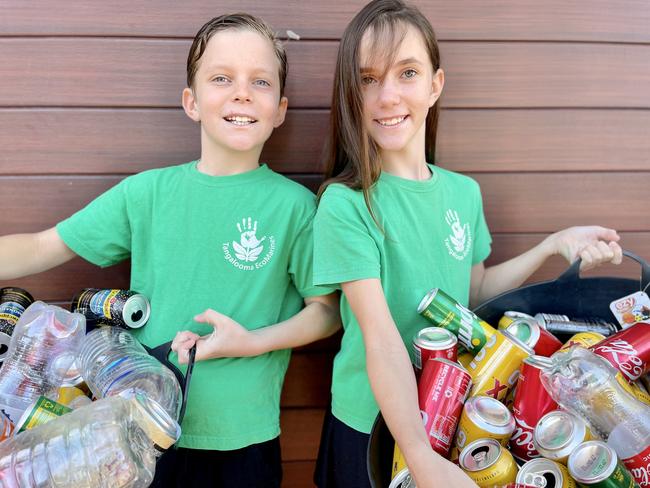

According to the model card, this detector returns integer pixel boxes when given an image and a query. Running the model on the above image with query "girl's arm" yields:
[0,227,77,280]
[343,278,477,488]
[470,225,623,307]
[172,292,341,363]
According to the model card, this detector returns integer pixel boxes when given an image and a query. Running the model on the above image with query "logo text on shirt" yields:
[444,209,472,261]
[223,217,275,270]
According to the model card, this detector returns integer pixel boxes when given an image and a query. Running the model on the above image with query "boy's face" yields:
[183,29,287,160]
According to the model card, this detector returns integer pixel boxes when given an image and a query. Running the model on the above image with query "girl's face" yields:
[359,25,443,163]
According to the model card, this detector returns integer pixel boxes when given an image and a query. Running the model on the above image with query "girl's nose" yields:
[377,79,400,106]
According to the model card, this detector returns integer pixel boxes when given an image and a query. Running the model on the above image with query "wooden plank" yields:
[0,108,327,175]
[2,1,649,43]
[3,108,650,175]
[280,408,325,462]
[2,40,650,108]
[282,460,316,488]
[281,352,333,408]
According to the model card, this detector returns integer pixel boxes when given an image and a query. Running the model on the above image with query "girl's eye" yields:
[254,79,271,87]
[361,76,377,85]
[402,69,418,79]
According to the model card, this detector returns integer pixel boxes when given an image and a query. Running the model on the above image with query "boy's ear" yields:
[428,68,445,107]
[182,87,201,122]
[273,96,289,128]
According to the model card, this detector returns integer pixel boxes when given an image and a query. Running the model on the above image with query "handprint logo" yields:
[232,217,266,262]
[445,209,468,254]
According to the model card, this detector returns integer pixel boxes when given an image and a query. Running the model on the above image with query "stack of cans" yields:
[387,287,649,488]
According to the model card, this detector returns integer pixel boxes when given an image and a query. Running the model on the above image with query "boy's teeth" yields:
[378,116,405,126]
[226,116,255,125]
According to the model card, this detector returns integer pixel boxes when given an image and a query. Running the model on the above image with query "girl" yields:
[312,1,622,486]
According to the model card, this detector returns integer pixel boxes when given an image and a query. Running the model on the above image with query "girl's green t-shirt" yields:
[313,165,492,433]
[57,162,329,450]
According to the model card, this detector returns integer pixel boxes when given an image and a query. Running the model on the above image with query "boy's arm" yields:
[469,225,623,307]
[343,278,477,488]
[0,227,77,280]
[172,292,341,363]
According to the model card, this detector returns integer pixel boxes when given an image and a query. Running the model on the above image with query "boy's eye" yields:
[212,75,230,84]
[402,69,418,79]
[254,79,271,87]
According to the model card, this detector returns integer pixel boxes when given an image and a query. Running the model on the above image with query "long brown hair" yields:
[318,0,441,221]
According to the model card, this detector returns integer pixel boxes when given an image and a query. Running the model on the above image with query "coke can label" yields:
[591,323,650,382]
[623,444,650,487]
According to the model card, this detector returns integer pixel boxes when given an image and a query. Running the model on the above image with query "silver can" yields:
[533,410,590,464]
[516,457,577,487]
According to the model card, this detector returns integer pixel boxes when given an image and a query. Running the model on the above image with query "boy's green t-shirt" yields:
[313,165,492,433]
[57,162,329,450]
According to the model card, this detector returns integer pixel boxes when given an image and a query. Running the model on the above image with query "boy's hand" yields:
[543,225,623,271]
[172,309,262,364]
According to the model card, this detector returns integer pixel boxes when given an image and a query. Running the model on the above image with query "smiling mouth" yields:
[224,115,257,126]
[375,115,408,127]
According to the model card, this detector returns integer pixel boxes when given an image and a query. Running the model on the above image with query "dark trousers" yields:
[151,437,282,488]
[314,409,372,488]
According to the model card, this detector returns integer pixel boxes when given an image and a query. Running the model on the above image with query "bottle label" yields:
[623,443,650,487]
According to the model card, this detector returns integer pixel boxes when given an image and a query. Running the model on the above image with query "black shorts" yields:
[151,437,282,488]
[314,409,372,488]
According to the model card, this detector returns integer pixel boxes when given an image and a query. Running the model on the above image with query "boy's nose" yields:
[232,82,252,103]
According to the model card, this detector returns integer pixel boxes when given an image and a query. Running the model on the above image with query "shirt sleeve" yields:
[56,178,133,267]
[313,191,381,287]
[472,184,492,265]
[288,213,337,297]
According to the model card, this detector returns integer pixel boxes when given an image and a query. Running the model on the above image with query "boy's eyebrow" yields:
[360,57,423,73]
[202,64,275,76]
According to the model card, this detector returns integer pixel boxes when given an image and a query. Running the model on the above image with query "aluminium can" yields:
[516,458,577,488]
[506,317,563,357]
[459,437,519,487]
[451,395,515,462]
[0,287,34,360]
[533,410,591,465]
[499,311,535,330]
[413,326,458,374]
[510,355,559,463]
[418,358,472,457]
[71,288,150,329]
[418,288,496,355]
[559,332,606,352]
[15,396,72,433]
[0,411,14,442]
[568,441,638,487]
[390,444,416,488]
[590,323,650,383]
[535,313,618,337]
[467,330,534,402]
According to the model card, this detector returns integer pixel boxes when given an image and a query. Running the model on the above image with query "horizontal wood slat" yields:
[282,460,316,488]
[3,108,650,175]
[2,40,650,108]
[280,408,324,462]
[281,352,333,408]
[0,173,646,234]
[3,1,649,43]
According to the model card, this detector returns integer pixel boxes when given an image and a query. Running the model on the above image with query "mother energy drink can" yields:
[459,438,519,486]
[0,287,34,359]
[72,288,150,329]
[418,288,496,355]
[568,441,638,488]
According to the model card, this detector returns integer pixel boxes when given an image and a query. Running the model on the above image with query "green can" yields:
[568,441,639,488]
[417,288,496,355]
[16,396,73,433]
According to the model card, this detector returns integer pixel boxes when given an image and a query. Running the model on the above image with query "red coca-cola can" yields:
[506,318,563,357]
[509,355,559,462]
[418,358,472,457]
[590,322,650,382]
[413,327,458,376]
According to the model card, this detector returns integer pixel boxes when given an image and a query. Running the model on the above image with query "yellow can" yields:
[617,373,650,406]
[459,438,518,487]
[467,330,533,402]
[558,332,606,352]
[458,351,473,368]
[389,443,415,487]
[498,311,534,331]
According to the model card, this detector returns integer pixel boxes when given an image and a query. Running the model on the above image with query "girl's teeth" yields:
[378,116,405,126]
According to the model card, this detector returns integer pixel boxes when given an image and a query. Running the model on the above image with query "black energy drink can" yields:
[71,288,150,329]
[0,287,34,360]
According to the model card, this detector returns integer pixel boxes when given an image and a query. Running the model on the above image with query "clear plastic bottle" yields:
[0,302,85,424]
[0,393,180,488]
[541,346,650,486]
[78,327,182,420]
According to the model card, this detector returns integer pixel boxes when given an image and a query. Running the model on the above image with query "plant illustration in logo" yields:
[445,209,468,254]
[233,217,266,262]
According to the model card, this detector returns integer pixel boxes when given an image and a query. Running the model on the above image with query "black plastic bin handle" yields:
[557,249,650,292]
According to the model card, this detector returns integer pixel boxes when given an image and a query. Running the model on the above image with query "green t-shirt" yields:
[57,162,329,450]
[313,165,492,433]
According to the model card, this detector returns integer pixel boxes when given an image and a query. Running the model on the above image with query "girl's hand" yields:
[543,225,623,271]
[171,330,201,365]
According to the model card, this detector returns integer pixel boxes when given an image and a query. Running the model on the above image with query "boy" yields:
[0,13,340,487]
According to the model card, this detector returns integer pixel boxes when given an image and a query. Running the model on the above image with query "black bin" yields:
[367,250,650,488]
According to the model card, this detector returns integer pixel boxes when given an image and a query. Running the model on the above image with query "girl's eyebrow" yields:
[360,57,423,73]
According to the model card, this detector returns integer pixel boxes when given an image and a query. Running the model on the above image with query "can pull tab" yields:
[557,249,650,292]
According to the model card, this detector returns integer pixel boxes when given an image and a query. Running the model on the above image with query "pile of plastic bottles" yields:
[0,301,182,488]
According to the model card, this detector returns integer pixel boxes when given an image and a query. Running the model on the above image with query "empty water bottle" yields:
[0,393,180,487]
[78,327,182,419]
[0,302,85,423]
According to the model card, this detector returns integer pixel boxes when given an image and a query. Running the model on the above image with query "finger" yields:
[194,308,226,327]
[171,331,198,351]
[596,226,620,243]
[609,241,623,265]
[595,240,615,263]
[579,246,596,271]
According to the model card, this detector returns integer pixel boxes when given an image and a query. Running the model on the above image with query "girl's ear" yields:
[428,68,445,107]
[182,87,201,122]
[273,96,289,128]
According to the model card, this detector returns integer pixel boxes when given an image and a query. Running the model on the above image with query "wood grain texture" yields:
[280,408,324,462]
[2,1,649,43]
